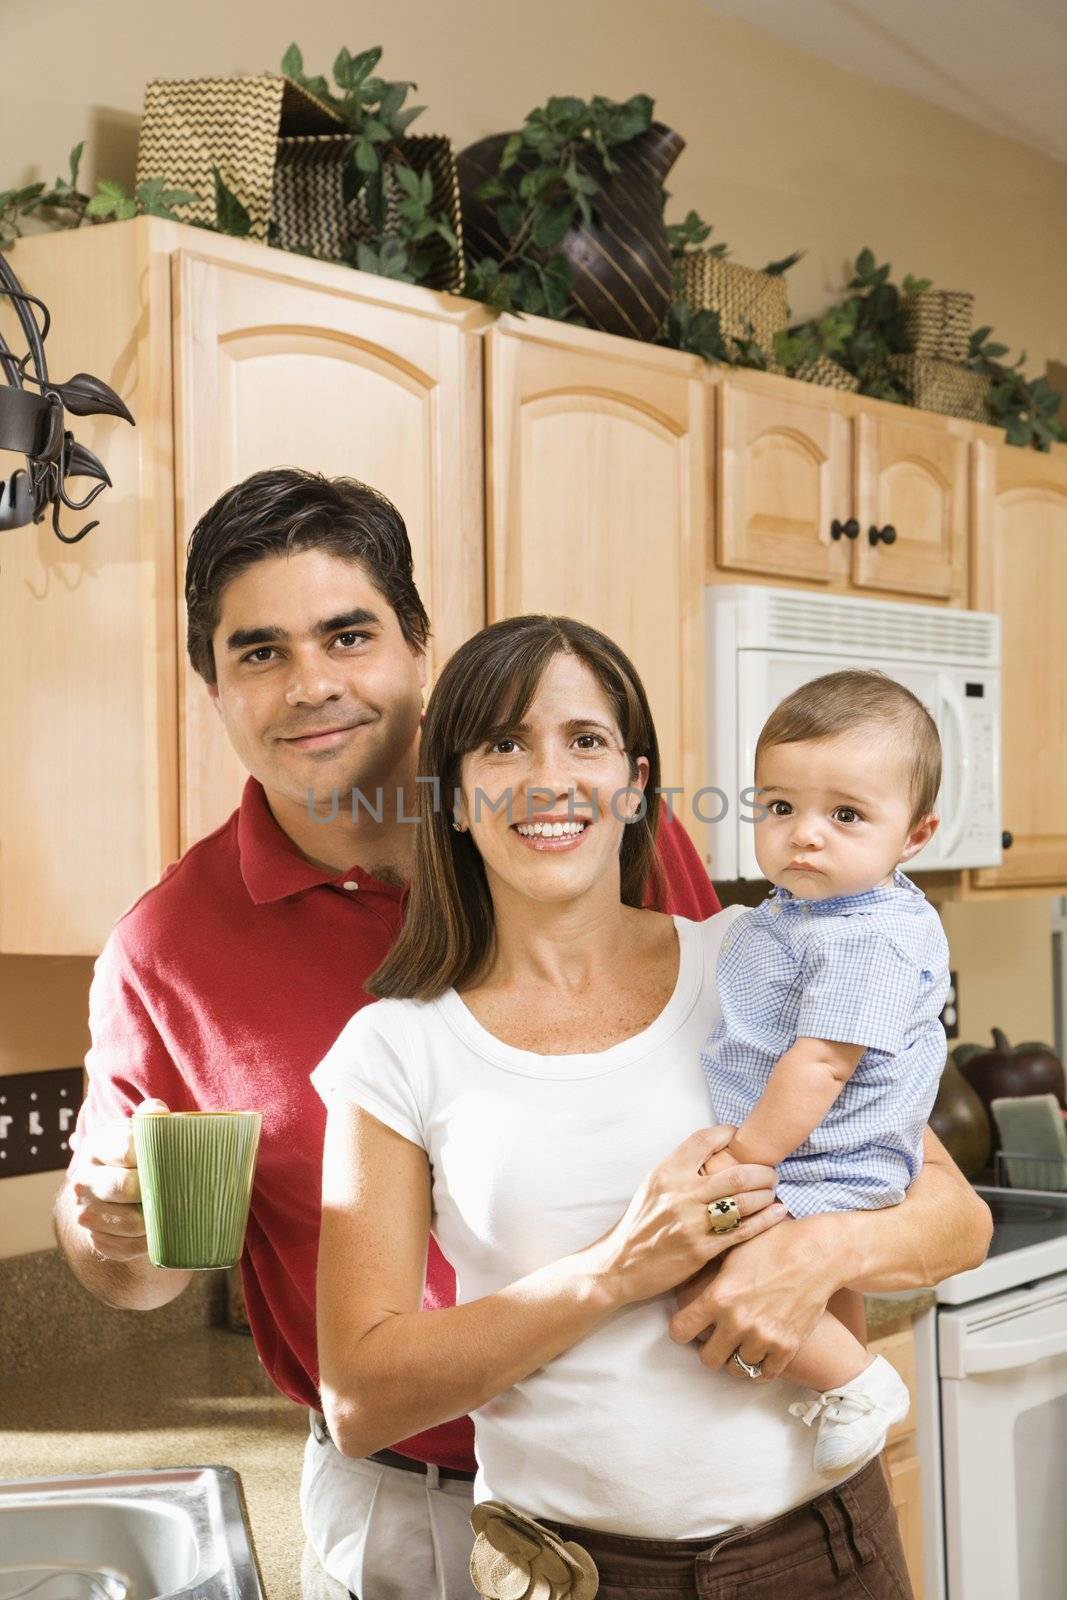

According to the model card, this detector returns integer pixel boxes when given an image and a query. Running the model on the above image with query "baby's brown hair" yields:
[755,669,942,825]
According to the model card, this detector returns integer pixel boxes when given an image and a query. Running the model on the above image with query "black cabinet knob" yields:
[831,518,860,541]
[1002,830,1014,850]
[868,524,898,546]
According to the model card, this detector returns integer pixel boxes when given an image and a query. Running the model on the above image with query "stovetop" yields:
[979,1185,1067,1255]
[937,1185,1067,1304]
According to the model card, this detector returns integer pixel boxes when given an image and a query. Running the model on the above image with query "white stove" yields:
[914,1187,1067,1600]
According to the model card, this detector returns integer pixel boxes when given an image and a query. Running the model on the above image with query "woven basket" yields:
[674,254,789,351]
[137,74,463,290]
[888,355,991,422]
[273,133,465,291]
[901,290,974,362]
[792,355,860,393]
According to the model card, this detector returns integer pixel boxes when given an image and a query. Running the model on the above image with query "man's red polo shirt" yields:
[74,779,720,1471]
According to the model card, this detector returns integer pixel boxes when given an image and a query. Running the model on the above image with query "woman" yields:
[312,615,985,1599]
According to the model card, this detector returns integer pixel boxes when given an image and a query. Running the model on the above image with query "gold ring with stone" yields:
[707,1195,742,1233]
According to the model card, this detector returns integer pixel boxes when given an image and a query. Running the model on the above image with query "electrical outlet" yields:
[0,1068,84,1177]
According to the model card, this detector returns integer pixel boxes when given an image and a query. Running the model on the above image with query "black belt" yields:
[309,1411,476,1483]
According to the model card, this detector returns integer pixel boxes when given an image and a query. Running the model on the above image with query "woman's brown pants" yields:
[544,1453,914,1599]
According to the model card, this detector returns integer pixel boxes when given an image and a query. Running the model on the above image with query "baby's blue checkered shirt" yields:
[701,868,950,1216]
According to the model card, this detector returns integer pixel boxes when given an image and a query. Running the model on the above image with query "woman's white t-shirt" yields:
[311,910,839,1538]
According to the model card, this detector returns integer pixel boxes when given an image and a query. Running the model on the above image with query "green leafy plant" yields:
[968,328,1066,451]
[1,146,197,243]
[773,301,858,375]
[659,211,801,368]
[211,169,252,237]
[0,182,46,245]
[279,43,457,284]
[86,177,198,223]
[665,209,726,259]
[773,249,928,401]
[32,143,92,226]
[464,92,654,318]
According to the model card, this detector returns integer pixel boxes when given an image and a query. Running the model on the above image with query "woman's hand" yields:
[592,1126,786,1309]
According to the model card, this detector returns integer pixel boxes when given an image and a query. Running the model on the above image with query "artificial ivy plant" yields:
[278,43,458,282]
[1,45,459,289]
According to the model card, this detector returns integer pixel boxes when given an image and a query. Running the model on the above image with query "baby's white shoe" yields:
[788,1354,910,1478]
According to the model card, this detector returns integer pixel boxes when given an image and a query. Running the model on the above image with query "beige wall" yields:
[3,0,1066,378]
[940,899,1056,1049]
[1,1,1063,1255]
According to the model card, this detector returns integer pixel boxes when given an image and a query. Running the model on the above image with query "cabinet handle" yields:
[1002,830,1014,850]
[831,518,860,541]
[868,524,898,546]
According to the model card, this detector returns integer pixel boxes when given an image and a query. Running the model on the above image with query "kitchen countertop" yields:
[864,1289,937,1340]
[0,1326,307,1599]
[0,1295,934,1597]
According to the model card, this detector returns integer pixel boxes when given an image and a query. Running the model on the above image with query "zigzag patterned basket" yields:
[901,289,974,362]
[136,73,464,290]
[674,253,789,351]
[888,354,992,422]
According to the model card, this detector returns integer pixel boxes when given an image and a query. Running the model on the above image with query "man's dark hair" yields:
[184,468,431,684]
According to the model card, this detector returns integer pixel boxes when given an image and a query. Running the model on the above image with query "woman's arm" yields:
[670,1125,992,1379]
[317,1104,783,1459]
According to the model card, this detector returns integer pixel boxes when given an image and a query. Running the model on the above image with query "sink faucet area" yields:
[0,1467,263,1600]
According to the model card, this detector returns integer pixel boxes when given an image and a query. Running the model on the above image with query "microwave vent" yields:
[759,592,999,665]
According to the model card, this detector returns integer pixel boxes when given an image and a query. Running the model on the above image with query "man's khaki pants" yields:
[300,1428,478,1600]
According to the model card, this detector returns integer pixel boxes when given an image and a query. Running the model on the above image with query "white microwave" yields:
[704,584,1002,880]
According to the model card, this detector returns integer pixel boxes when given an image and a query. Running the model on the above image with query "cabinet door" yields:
[0,223,178,954]
[715,375,851,586]
[886,1444,926,1599]
[971,442,1067,890]
[486,319,708,850]
[173,249,486,850]
[852,412,967,602]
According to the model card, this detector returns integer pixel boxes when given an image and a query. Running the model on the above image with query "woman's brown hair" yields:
[370,615,664,1001]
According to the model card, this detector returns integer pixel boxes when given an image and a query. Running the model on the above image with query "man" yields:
[56,468,991,1599]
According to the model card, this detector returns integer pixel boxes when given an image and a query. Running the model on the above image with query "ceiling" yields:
[703,0,1067,164]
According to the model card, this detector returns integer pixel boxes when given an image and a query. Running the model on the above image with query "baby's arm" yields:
[725,1038,864,1169]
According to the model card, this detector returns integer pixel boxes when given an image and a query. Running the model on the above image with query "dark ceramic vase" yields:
[929,1054,992,1180]
[457,122,684,341]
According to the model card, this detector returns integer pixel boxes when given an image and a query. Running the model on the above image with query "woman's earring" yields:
[452,820,465,833]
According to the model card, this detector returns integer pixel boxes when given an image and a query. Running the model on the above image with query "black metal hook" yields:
[51,493,97,544]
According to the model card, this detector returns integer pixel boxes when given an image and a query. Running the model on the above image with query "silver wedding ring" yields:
[732,1350,763,1380]
[706,1195,742,1234]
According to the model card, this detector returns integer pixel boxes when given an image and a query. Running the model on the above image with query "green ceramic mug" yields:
[133,1110,262,1270]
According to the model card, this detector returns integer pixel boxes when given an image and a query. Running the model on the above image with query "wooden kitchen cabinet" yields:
[869,1323,926,1598]
[0,224,178,955]
[712,371,969,606]
[173,244,487,848]
[485,316,709,849]
[1,220,487,953]
[716,372,851,586]
[853,410,968,603]
[886,1447,926,1598]
[970,439,1067,892]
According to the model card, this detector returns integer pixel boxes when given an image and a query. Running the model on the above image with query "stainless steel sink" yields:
[0,1468,264,1600]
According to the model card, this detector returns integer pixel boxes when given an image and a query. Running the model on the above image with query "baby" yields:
[701,668,950,1476]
